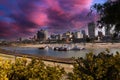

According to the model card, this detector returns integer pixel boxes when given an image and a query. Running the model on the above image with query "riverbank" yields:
[13,43,120,49]
[0,43,120,72]
[0,48,73,72]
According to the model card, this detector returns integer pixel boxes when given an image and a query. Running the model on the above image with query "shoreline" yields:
[12,43,120,49]
[1,43,120,61]
[0,43,120,72]
[0,48,75,64]
[0,48,74,72]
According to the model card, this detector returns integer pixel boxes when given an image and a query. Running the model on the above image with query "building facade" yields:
[88,22,95,38]
[37,29,48,41]
[74,31,83,39]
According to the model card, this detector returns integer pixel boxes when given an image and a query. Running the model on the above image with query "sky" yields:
[0,0,106,40]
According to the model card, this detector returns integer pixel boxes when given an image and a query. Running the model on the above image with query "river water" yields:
[1,47,120,58]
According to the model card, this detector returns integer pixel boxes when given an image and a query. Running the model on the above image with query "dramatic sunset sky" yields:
[0,0,106,40]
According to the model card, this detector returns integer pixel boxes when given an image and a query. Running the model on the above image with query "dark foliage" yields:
[92,0,120,32]
[68,50,120,80]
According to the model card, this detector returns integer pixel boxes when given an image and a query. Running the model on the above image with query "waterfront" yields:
[0,43,120,76]
[1,43,120,58]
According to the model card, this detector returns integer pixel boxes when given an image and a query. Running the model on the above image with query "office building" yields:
[37,29,48,41]
[62,31,72,39]
[81,30,86,38]
[88,22,95,38]
[74,31,83,39]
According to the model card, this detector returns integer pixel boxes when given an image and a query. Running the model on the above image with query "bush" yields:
[0,57,65,80]
[68,50,120,80]
[0,50,120,80]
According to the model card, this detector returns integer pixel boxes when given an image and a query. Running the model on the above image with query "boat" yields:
[53,45,70,51]
[44,46,49,50]
[53,47,59,51]
[80,47,86,50]
[38,46,49,50]
[71,45,81,51]
[58,47,67,51]
[38,47,45,49]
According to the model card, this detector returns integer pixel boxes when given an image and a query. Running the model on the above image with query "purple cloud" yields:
[0,0,100,39]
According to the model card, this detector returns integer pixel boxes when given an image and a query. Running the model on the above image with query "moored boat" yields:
[71,45,81,51]
[53,45,70,51]
[38,46,49,50]
[58,47,67,51]
[53,47,59,51]
[38,47,45,49]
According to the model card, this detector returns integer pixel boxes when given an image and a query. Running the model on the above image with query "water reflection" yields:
[1,47,120,58]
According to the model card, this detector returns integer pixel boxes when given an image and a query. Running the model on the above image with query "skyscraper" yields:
[74,31,83,39]
[37,29,48,41]
[81,30,86,38]
[88,22,95,38]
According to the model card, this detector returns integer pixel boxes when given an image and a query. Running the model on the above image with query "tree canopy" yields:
[92,0,120,32]
[68,50,120,80]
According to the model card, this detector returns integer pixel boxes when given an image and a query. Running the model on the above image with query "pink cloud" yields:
[0,0,96,39]
[29,12,48,26]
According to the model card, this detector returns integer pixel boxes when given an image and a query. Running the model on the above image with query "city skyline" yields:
[0,0,106,40]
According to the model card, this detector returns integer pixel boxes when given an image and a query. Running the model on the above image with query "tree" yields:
[92,0,120,32]
[68,50,120,80]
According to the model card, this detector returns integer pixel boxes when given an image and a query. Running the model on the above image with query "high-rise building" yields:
[62,31,72,39]
[57,34,62,40]
[37,29,48,41]
[88,22,95,38]
[81,30,86,38]
[51,34,63,40]
[74,31,83,39]
[50,34,56,40]
[44,30,48,40]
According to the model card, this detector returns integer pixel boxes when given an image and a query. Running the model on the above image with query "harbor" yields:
[1,43,120,59]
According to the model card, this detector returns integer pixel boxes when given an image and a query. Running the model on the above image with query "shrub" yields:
[0,57,65,80]
[68,50,120,80]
